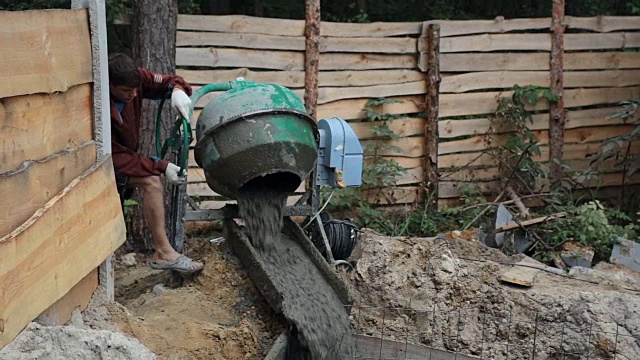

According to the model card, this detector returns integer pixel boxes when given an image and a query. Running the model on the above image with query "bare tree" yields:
[129,0,182,251]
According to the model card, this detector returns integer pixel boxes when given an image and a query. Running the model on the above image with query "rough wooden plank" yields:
[499,256,547,287]
[565,16,640,33]
[0,142,96,238]
[178,14,422,37]
[363,186,421,205]
[438,142,640,169]
[440,156,632,182]
[438,32,640,53]
[177,47,417,70]
[349,118,425,139]
[178,15,640,40]
[440,52,640,72]
[438,125,633,155]
[37,268,98,326]
[0,84,94,173]
[0,157,126,347]
[0,9,93,98]
[427,18,551,38]
[318,81,425,104]
[362,136,425,157]
[377,156,424,170]
[439,171,640,199]
[439,107,636,138]
[440,87,640,118]
[177,68,425,88]
[177,31,417,53]
[497,212,568,233]
[441,70,640,93]
[191,81,426,107]
[436,16,640,37]
[316,95,423,120]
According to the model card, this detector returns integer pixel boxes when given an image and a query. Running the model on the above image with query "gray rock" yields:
[121,253,137,267]
[610,237,640,271]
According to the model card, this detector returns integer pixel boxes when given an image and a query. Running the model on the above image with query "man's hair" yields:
[108,53,141,87]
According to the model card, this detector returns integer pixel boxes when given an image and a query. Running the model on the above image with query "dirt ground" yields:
[103,232,286,360]
[343,230,640,360]
[5,225,639,360]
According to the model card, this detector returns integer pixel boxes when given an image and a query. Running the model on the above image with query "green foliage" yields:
[2,0,638,20]
[122,199,138,216]
[591,100,640,179]
[486,85,554,192]
[541,200,640,262]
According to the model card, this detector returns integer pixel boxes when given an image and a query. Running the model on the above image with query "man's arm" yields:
[112,140,170,177]
[138,68,193,99]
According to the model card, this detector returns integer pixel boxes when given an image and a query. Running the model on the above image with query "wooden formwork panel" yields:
[0,84,94,173]
[0,158,126,347]
[0,142,96,238]
[0,9,92,98]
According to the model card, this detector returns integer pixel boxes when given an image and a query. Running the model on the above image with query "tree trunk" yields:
[423,24,441,209]
[130,0,179,251]
[304,0,320,119]
[549,0,566,186]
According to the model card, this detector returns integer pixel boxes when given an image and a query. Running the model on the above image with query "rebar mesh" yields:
[328,303,640,360]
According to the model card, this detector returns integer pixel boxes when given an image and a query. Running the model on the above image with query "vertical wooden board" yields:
[0,157,126,347]
[0,9,93,98]
[0,84,94,173]
[0,142,96,238]
[37,268,99,326]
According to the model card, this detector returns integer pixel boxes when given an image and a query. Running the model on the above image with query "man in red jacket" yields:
[109,53,203,274]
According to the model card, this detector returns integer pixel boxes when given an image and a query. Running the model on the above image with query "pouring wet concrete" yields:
[228,178,354,359]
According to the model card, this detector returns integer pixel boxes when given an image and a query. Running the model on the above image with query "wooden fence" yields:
[434,16,640,207]
[176,14,640,210]
[0,8,125,347]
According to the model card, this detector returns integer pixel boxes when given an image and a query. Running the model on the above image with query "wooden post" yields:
[423,24,441,209]
[549,0,566,184]
[71,0,115,301]
[304,0,320,119]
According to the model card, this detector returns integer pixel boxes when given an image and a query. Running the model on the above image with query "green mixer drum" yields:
[193,82,318,199]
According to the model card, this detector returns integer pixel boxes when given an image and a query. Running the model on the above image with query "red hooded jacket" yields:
[110,68,192,177]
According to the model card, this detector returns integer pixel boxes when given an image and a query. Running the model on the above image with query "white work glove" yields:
[165,163,185,185]
[171,89,192,121]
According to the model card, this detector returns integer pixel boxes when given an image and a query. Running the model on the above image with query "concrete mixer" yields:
[160,78,365,359]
